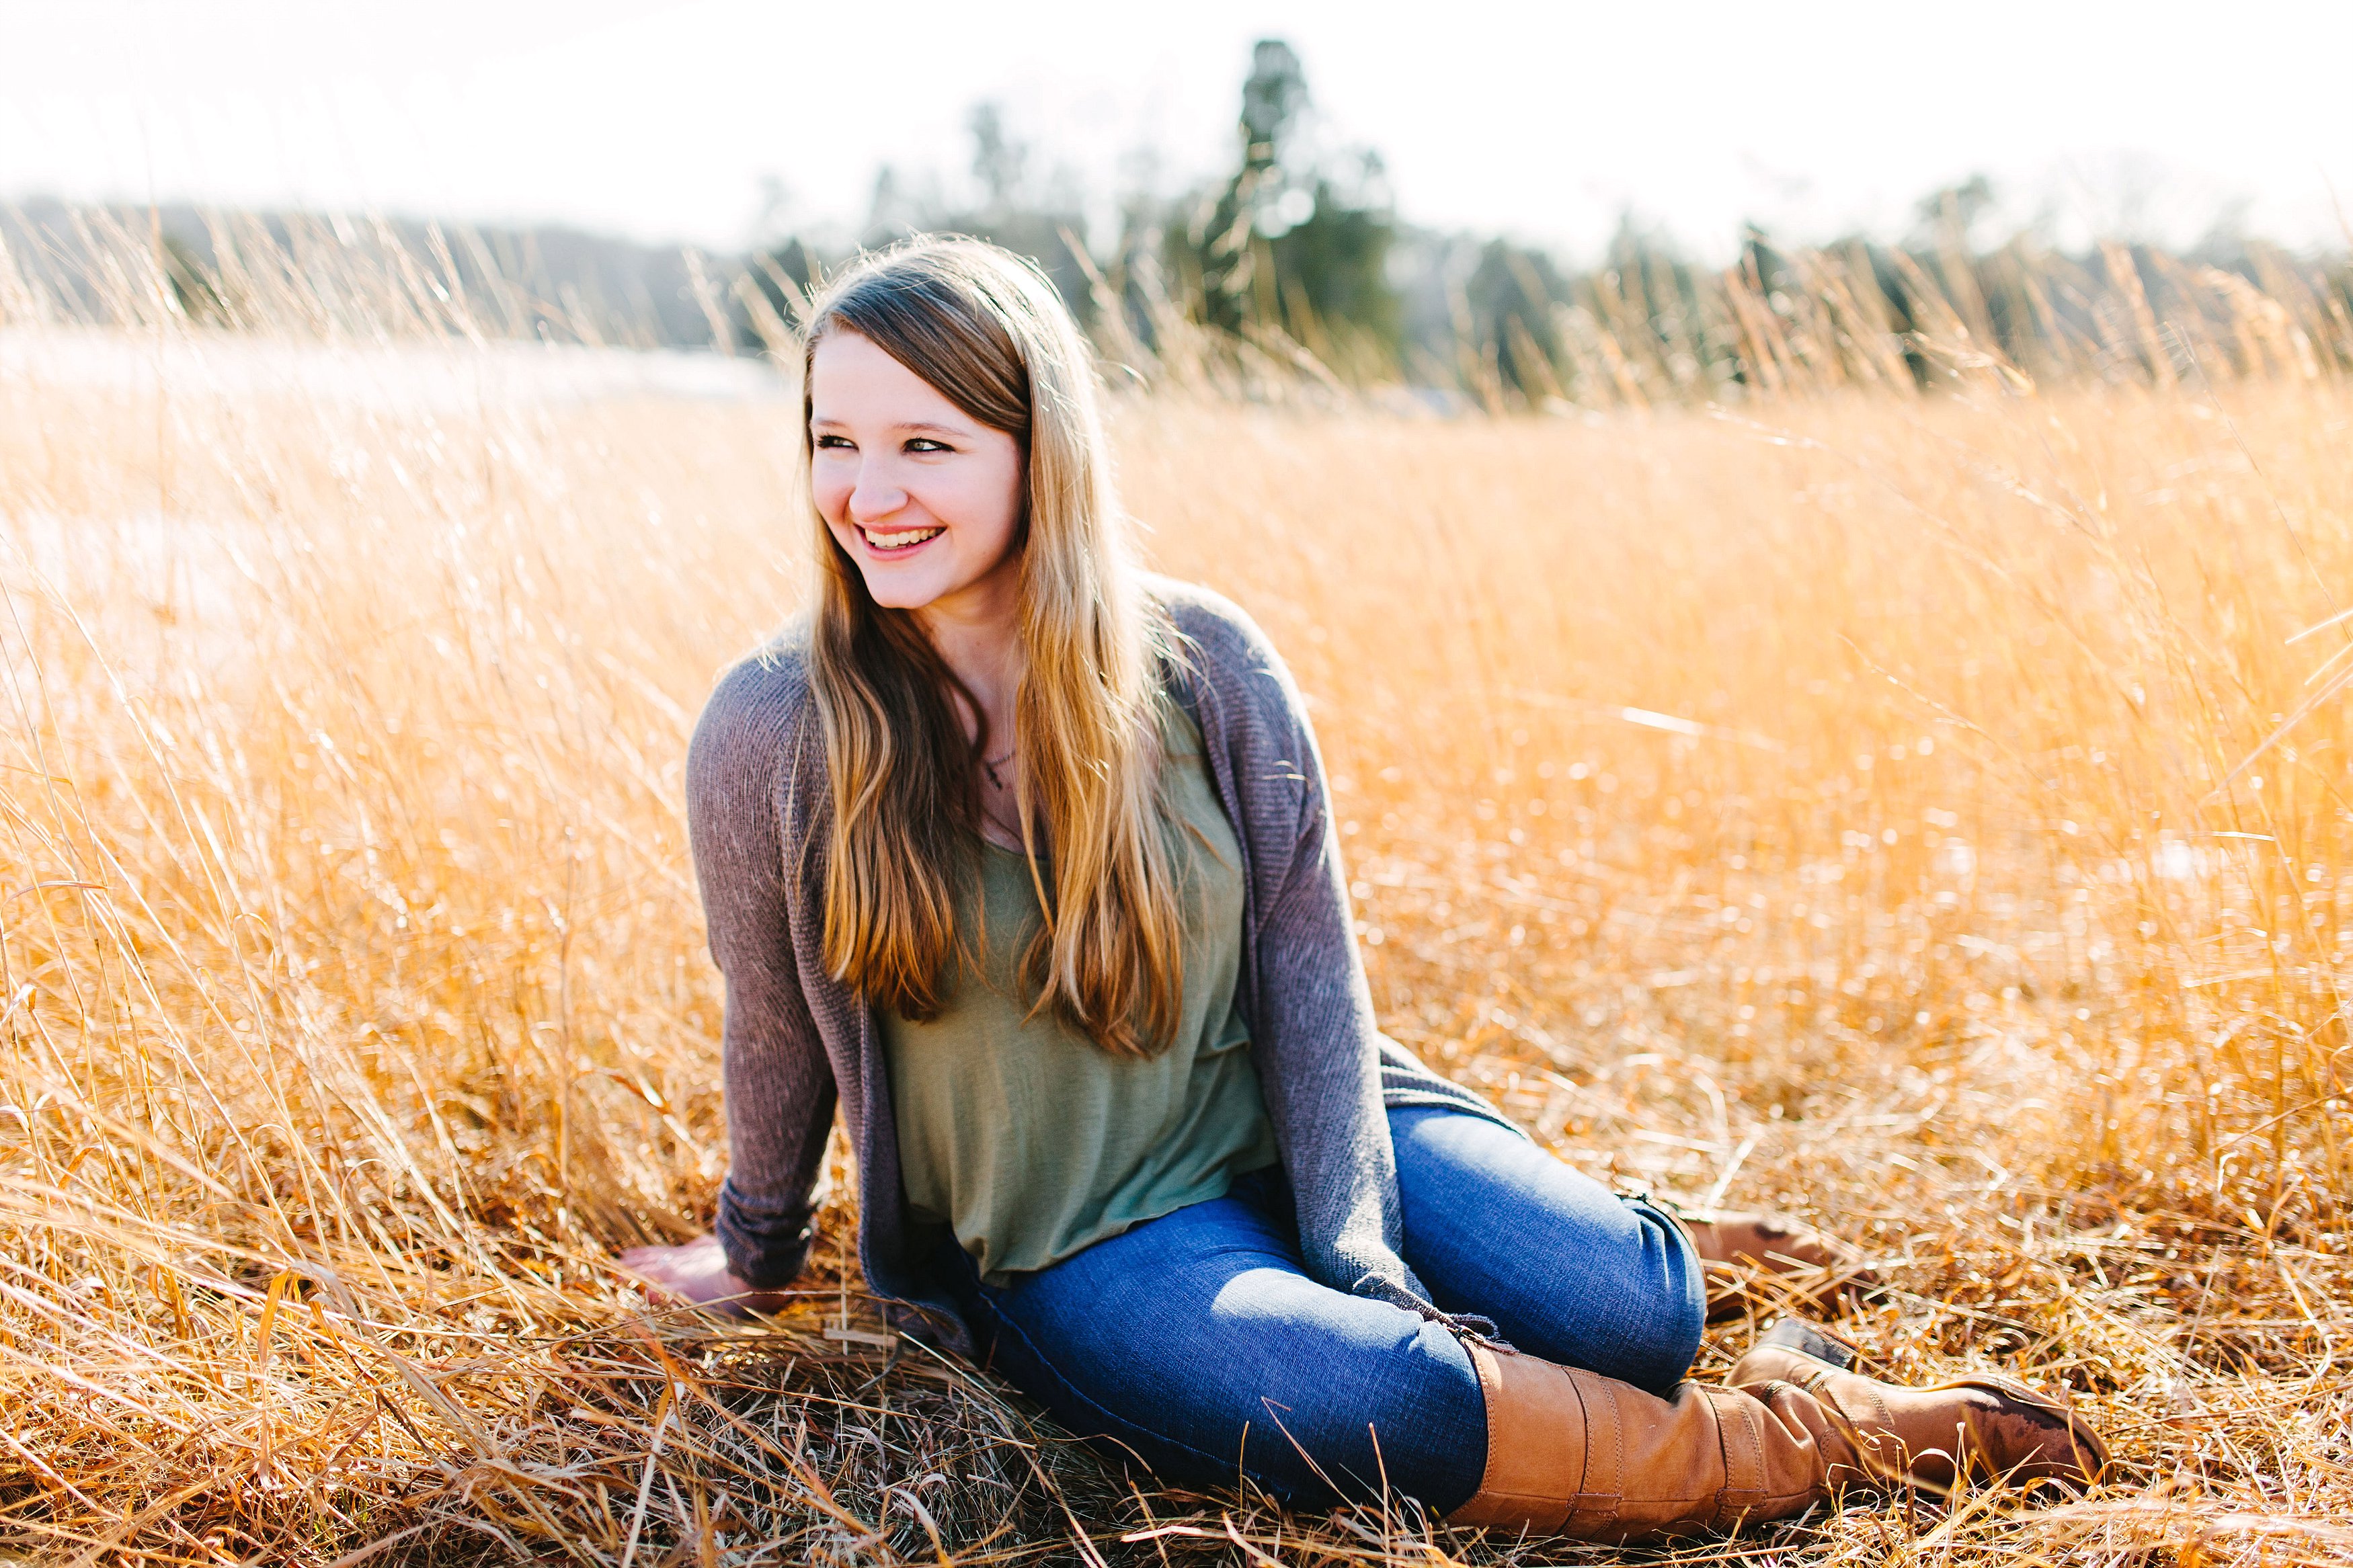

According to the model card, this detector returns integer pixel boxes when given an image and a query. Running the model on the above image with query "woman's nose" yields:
[848,464,908,522]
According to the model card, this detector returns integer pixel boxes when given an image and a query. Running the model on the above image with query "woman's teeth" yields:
[864,526,943,552]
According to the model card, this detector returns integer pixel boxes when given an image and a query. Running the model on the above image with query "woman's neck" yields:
[915,565,1023,753]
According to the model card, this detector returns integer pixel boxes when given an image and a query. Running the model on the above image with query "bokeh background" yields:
[5,5,2353,1565]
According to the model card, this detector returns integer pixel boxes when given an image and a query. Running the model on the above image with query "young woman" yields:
[621,238,2106,1538]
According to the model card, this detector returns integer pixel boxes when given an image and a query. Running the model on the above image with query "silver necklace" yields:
[981,748,1015,791]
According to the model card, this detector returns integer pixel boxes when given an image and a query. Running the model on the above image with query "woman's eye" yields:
[905,438,951,454]
[813,434,854,450]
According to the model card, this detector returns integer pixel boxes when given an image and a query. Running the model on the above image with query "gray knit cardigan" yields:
[686,575,1510,1354]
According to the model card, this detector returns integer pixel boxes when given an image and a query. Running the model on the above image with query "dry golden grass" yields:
[5,273,2353,1563]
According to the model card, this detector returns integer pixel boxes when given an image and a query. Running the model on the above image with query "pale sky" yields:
[3,0,2348,260]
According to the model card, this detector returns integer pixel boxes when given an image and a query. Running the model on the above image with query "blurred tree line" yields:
[15,37,2350,406]
[747,40,1408,387]
[740,37,2353,407]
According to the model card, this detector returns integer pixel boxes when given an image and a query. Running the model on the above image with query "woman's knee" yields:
[1390,1107,1706,1393]
[1611,1196,1709,1391]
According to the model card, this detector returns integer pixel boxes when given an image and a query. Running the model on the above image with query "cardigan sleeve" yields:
[688,657,838,1288]
[1172,590,1429,1307]
[1255,753,1423,1302]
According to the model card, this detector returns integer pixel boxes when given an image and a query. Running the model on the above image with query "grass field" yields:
[5,263,2353,1564]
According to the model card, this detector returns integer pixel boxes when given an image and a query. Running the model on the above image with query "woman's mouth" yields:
[859,524,944,554]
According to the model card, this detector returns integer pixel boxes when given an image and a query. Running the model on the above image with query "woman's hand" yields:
[617,1234,797,1317]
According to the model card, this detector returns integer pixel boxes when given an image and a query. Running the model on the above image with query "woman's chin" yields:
[856,564,964,612]
[861,581,947,611]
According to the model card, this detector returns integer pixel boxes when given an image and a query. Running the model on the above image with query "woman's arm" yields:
[625,655,837,1312]
[1166,585,1426,1305]
[1252,670,1420,1299]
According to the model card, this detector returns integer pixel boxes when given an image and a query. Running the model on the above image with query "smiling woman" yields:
[806,333,1033,853]
[616,237,2107,1538]
[797,247,1189,1040]
[810,337,1023,607]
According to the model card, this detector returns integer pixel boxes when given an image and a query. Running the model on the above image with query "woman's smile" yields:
[856,522,947,555]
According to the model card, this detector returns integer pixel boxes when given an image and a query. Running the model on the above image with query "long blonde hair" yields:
[802,237,1188,1059]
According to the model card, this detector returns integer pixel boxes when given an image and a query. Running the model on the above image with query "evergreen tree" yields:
[1173,39,1401,377]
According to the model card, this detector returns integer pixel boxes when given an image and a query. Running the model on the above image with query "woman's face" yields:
[809,330,1026,618]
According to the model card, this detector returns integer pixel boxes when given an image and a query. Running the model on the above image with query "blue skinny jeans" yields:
[932,1105,1706,1513]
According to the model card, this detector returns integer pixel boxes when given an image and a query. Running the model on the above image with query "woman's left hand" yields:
[617,1233,795,1317]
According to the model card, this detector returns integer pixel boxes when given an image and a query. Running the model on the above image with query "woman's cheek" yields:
[811,474,851,524]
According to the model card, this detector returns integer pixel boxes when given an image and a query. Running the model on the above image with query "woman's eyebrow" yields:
[805,416,969,436]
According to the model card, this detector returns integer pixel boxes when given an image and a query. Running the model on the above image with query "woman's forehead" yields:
[808,333,973,425]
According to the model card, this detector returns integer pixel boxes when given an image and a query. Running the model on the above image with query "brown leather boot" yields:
[1728,1320,2108,1497]
[1677,1210,1878,1321]
[1445,1339,1861,1541]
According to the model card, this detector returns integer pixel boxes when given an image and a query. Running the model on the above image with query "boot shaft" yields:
[1448,1340,1857,1541]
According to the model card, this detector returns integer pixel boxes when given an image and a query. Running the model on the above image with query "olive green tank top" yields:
[880,700,1279,1284]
